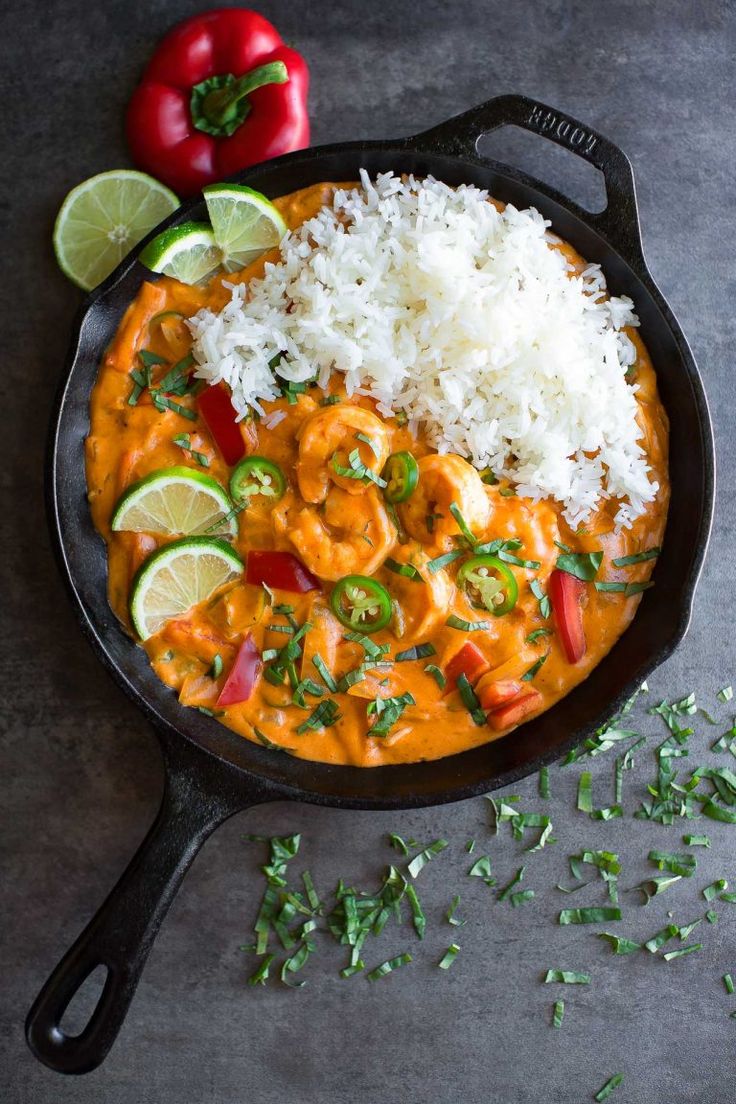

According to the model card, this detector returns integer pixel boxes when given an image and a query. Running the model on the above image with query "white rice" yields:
[188,171,658,528]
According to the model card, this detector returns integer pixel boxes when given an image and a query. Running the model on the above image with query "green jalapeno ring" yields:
[381,451,419,504]
[457,554,518,616]
[229,456,287,504]
[330,574,393,633]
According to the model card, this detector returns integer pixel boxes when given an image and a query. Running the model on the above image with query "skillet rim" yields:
[46,133,715,811]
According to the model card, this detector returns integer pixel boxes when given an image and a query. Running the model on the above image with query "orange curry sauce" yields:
[86,182,669,767]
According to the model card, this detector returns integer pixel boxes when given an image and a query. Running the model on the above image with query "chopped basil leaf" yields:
[703,878,728,901]
[558,907,621,925]
[354,431,380,458]
[663,942,702,961]
[543,970,591,984]
[446,614,491,632]
[438,943,460,969]
[395,642,436,662]
[527,628,553,644]
[449,501,477,547]
[254,728,293,754]
[552,1000,565,1028]
[497,866,526,902]
[367,691,415,737]
[612,546,660,567]
[312,653,338,693]
[683,834,710,847]
[366,952,412,980]
[521,653,548,682]
[447,895,465,927]
[295,699,341,734]
[424,663,447,690]
[556,550,603,581]
[594,1073,624,1101]
[539,765,550,798]
[529,577,551,618]
[598,933,640,955]
[248,953,275,985]
[407,839,449,878]
[577,771,593,813]
[718,685,734,702]
[725,973,735,995]
[510,889,535,907]
[595,580,654,596]
[384,557,424,582]
[209,653,223,679]
[456,673,487,725]
[427,549,465,574]
[468,855,495,886]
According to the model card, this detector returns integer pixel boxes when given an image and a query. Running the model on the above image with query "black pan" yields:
[26,94,714,1075]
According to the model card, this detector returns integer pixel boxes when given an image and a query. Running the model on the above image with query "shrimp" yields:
[273,485,395,581]
[387,544,454,638]
[296,403,391,503]
[400,454,490,547]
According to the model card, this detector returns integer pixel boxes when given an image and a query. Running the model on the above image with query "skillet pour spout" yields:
[27,94,714,1073]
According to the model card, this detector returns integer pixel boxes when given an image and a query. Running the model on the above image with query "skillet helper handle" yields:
[409,93,645,269]
[25,736,267,1075]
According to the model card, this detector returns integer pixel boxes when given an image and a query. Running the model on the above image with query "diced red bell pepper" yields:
[198,383,245,466]
[486,688,543,731]
[245,550,320,593]
[549,568,587,664]
[443,641,490,694]
[217,633,261,706]
[477,678,523,712]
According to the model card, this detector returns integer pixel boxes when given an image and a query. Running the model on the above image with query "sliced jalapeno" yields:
[457,555,518,617]
[230,456,286,504]
[330,574,392,632]
[382,451,419,503]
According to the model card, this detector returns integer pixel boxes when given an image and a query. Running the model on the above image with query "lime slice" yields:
[130,537,243,639]
[111,467,237,538]
[139,222,222,285]
[53,170,179,292]
[203,184,287,272]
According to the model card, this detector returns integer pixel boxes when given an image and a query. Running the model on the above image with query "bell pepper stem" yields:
[192,62,288,137]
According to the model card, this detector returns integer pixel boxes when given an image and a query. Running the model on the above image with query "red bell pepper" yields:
[477,678,523,712]
[246,550,320,593]
[126,8,310,196]
[549,568,587,664]
[486,689,543,731]
[198,382,245,465]
[443,641,490,694]
[217,632,261,706]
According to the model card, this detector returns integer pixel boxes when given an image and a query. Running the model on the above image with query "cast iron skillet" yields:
[27,94,714,1074]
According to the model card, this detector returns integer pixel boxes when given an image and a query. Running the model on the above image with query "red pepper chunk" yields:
[246,550,320,593]
[198,383,245,465]
[125,8,310,195]
[217,633,261,706]
[486,689,543,732]
[443,641,490,695]
[477,678,523,712]
[549,568,587,664]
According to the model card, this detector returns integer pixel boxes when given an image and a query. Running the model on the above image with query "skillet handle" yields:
[408,93,645,269]
[25,734,277,1074]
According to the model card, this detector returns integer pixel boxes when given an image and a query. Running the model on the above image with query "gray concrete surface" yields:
[1,1,735,1100]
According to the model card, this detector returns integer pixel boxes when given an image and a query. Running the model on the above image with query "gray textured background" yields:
[1,1,734,1101]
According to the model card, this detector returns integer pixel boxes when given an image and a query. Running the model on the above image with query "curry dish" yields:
[86,182,669,767]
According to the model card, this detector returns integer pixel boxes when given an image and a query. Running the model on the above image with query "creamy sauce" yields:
[86,182,669,767]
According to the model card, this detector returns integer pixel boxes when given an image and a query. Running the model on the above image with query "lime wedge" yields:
[203,184,287,272]
[130,537,243,639]
[139,222,222,284]
[53,170,179,292]
[111,467,237,537]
